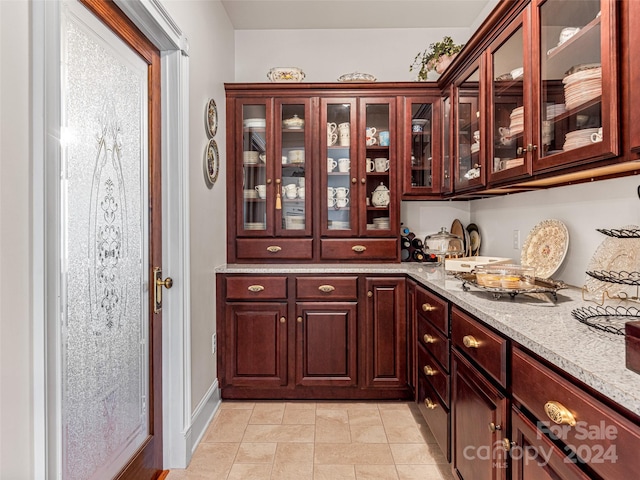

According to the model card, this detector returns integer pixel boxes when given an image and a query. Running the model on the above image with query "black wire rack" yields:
[572,305,640,335]
[585,270,640,285]
[596,228,640,238]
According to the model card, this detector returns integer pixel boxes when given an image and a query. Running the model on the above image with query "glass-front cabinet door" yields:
[488,14,532,183]
[455,63,486,191]
[361,97,397,236]
[402,96,440,197]
[321,98,357,236]
[534,0,618,171]
[441,90,453,194]
[239,100,271,236]
[275,99,312,236]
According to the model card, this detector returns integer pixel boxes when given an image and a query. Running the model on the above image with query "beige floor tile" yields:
[316,401,377,410]
[354,464,399,480]
[203,409,253,443]
[249,403,285,424]
[282,407,316,425]
[274,442,314,464]
[348,408,383,426]
[313,464,357,480]
[315,409,351,443]
[379,408,422,427]
[242,424,316,443]
[314,443,394,465]
[227,463,272,480]
[235,442,277,463]
[269,461,314,480]
[284,401,317,410]
[349,425,388,443]
[390,443,445,464]
[183,443,239,477]
[383,422,427,444]
[396,464,451,480]
[377,402,413,411]
[220,401,256,410]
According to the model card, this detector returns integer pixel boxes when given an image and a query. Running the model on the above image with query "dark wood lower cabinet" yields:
[224,302,288,387]
[295,302,358,387]
[510,407,590,480]
[452,351,509,480]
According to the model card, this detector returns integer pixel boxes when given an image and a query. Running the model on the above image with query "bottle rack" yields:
[573,227,640,335]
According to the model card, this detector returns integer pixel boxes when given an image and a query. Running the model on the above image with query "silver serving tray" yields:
[455,272,567,301]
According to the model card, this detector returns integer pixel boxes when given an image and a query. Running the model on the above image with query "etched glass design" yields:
[61,10,149,479]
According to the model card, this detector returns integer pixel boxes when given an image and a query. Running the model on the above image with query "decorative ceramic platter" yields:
[520,219,569,279]
[337,72,376,82]
[467,223,481,255]
[205,138,219,188]
[206,98,218,138]
[267,67,305,83]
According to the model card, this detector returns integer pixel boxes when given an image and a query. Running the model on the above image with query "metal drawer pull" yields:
[247,285,265,292]
[318,285,335,293]
[424,398,438,410]
[422,303,436,312]
[544,401,577,427]
[266,245,282,253]
[280,317,286,324]
[463,335,480,348]
[423,334,436,344]
[423,365,437,376]
[352,245,367,253]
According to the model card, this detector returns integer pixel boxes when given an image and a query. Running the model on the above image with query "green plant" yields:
[410,36,465,81]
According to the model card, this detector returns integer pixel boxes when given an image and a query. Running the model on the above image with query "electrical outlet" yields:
[212,333,217,354]
[512,230,520,250]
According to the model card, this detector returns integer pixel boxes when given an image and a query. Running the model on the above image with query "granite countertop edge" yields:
[216,263,640,416]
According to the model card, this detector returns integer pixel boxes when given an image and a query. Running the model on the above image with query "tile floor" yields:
[166,400,455,480]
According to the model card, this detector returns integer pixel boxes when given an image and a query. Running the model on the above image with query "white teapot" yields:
[371,183,390,207]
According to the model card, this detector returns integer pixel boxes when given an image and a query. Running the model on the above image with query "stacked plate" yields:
[563,127,600,151]
[372,217,390,230]
[546,103,566,120]
[243,151,259,164]
[245,222,266,230]
[284,215,305,230]
[329,220,351,230]
[243,189,258,199]
[563,67,601,110]
[243,118,266,128]
[509,106,524,135]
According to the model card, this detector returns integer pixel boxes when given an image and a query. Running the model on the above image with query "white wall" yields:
[235,27,470,82]
[0,0,33,478]
[470,175,640,287]
[161,0,234,413]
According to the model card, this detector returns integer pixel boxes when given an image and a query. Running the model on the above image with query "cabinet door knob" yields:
[424,397,438,410]
[361,178,366,184]
[318,285,335,293]
[247,285,265,292]
[280,317,286,324]
[297,316,303,323]
[367,290,373,297]
[352,245,367,253]
[422,303,436,312]
[502,438,514,452]
[423,365,438,376]
[463,335,480,348]
[544,401,577,426]
[423,334,436,344]
[266,178,272,184]
[351,177,357,184]
[266,245,282,253]
[488,422,502,432]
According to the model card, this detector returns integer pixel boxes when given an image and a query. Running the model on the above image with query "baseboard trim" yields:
[188,379,222,455]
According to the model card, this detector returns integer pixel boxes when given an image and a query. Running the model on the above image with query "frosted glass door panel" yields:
[61,8,149,479]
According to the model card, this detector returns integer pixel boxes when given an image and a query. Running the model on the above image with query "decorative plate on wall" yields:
[521,219,569,279]
[206,98,218,138]
[204,138,219,188]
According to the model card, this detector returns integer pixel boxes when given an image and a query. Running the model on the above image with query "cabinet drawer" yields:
[418,343,449,406]
[225,276,288,300]
[296,276,358,300]
[512,348,640,480]
[417,315,449,373]
[236,238,313,260]
[451,307,507,387]
[416,286,449,335]
[320,238,398,261]
[417,374,450,462]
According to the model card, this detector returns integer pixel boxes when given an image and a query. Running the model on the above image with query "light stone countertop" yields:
[216,263,640,417]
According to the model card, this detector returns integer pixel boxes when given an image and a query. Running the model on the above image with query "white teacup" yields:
[327,187,335,197]
[327,158,337,172]
[498,126,510,137]
[255,184,267,199]
[473,130,480,143]
[327,122,338,146]
[328,196,336,207]
[338,158,350,172]
[298,178,305,187]
[591,127,603,143]
[335,187,349,198]
[327,122,337,135]
[374,157,390,172]
[366,127,377,146]
[297,186,305,199]
[366,158,374,172]
[336,197,349,208]
[284,183,297,199]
